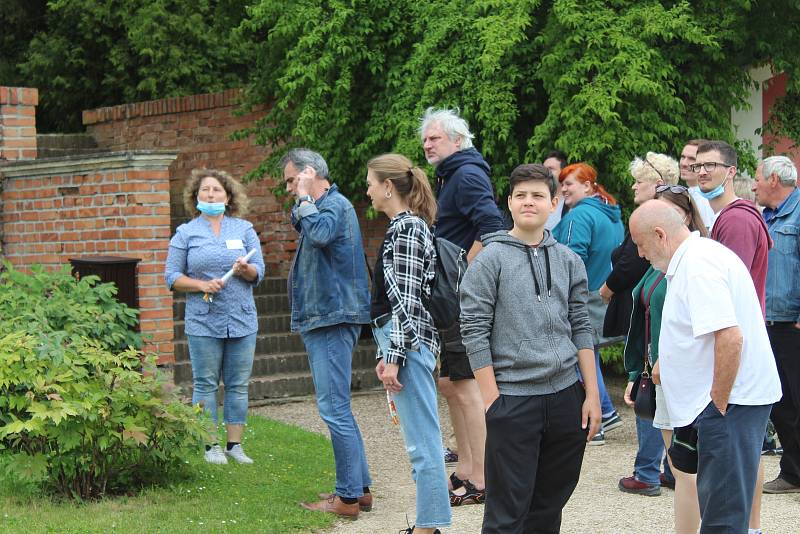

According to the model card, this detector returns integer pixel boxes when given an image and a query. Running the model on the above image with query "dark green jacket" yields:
[623,266,667,382]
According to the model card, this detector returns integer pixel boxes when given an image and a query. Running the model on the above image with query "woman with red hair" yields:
[553,162,624,445]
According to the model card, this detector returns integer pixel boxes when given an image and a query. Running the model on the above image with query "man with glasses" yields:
[693,140,772,533]
[693,140,771,313]
[679,139,716,230]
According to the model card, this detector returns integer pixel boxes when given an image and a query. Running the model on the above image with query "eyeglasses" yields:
[655,184,688,195]
[688,161,734,173]
[643,157,664,182]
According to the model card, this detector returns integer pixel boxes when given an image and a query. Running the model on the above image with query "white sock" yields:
[749,529,762,534]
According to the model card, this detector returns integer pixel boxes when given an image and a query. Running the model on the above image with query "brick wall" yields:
[82,89,387,274]
[0,152,178,363]
[0,87,38,161]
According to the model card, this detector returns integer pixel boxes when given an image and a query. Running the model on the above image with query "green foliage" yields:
[6,0,252,132]
[241,0,800,207]
[0,263,140,352]
[0,264,207,499]
[600,342,626,376]
[0,415,337,533]
[0,1,47,86]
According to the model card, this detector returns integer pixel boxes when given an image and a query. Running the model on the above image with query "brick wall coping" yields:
[0,151,178,178]
[82,89,245,126]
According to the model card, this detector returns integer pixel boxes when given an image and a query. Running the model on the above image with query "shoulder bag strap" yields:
[641,272,666,376]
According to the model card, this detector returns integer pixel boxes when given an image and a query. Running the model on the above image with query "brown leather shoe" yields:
[300,495,359,518]
[317,491,373,512]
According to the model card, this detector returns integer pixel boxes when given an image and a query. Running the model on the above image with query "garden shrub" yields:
[0,264,208,499]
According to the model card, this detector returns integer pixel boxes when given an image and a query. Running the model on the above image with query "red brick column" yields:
[0,87,38,161]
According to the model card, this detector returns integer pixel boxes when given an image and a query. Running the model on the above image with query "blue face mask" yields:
[197,201,226,216]
[698,179,727,200]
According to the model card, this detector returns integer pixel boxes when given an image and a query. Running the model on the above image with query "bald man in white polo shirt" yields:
[630,200,781,534]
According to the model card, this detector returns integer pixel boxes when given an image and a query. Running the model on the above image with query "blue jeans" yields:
[634,415,672,485]
[373,322,451,528]
[301,324,372,498]
[577,347,616,418]
[188,333,256,425]
[695,402,771,533]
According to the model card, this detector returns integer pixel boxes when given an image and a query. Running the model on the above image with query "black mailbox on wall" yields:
[69,256,141,311]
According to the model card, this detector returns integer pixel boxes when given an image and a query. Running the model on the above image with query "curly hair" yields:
[630,152,680,185]
[183,168,249,218]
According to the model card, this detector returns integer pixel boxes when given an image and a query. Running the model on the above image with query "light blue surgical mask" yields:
[197,201,226,216]
[698,178,727,200]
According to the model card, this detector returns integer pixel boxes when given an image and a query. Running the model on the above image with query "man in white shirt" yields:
[630,200,781,533]
[680,139,716,230]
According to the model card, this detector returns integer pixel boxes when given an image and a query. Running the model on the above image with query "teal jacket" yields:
[552,197,624,290]
[623,266,667,382]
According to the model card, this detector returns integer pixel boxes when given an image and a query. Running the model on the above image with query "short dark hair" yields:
[544,150,568,169]
[697,140,738,168]
[509,164,556,198]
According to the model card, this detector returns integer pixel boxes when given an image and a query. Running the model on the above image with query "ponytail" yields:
[408,167,437,226]
[559,162,617,205]
[367,153,437,225]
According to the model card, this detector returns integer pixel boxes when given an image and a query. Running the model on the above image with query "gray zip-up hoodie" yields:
[459,230,594,395]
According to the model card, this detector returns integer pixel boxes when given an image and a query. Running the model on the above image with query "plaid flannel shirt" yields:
[381,211,439,364]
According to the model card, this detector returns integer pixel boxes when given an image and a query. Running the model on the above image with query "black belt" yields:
[766,320,794,327]
[371,313,391,328]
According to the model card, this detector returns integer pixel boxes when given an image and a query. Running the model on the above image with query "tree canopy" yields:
[3,1,798,206]
[1,0,252,132]
[241,0,800,206]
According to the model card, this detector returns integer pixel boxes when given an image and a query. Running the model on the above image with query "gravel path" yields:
[254,382,799,533]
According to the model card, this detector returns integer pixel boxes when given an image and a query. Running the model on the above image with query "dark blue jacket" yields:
[434,148,505,250]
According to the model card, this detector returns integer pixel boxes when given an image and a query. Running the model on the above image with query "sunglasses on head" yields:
[643,157,665,182]
[655,184,689,194]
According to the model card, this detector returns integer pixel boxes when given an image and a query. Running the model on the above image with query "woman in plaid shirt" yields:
[367,153,451,534]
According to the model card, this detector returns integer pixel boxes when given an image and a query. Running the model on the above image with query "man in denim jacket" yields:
[282,149,373,518]
[753,155,800,495]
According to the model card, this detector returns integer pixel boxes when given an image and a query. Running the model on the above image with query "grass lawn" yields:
[0,415,337,534]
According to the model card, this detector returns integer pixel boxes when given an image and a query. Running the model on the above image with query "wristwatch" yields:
[296,194,314,206]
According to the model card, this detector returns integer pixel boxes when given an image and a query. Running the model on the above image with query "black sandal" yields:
[449,480,486,506]
[449,471,465,491]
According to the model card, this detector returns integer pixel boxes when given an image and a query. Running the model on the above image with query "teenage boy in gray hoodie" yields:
[459,163,602,534]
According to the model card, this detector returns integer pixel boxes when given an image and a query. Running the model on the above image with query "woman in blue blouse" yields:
[367,154,451,534]
[165,169,265,465]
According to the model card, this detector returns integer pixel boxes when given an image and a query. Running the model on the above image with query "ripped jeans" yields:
[373,321,451,528]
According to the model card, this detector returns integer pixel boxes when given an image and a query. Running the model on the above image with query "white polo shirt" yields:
[659,233,781,427]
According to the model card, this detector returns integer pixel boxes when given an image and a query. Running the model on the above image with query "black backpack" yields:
[424,236,467,329]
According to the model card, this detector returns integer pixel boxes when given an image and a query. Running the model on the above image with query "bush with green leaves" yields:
[0,264,208,499]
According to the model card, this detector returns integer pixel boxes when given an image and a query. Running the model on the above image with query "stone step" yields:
[173,330,332,362]
[173,313,291,340]
[173,343,378,384]
[172,293,289,318]
[177,368,382,401]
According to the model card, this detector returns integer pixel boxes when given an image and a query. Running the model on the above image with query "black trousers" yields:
[768,323,800,486]
[483,382,588,534]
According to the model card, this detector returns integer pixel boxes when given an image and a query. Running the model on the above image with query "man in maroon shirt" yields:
[693,140,771,313]
[692,140,773,531]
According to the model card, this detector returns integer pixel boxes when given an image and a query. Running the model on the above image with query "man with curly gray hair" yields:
[419,107,505,506]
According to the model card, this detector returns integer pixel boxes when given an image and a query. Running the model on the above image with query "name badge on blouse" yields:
[226,239,244,250]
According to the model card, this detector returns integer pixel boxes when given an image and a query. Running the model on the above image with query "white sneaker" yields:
[204,444,228,464]
[224,444,254,464]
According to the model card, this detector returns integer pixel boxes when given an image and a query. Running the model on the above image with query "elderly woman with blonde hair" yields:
[165,168,265,465]
[600,153,680,493]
